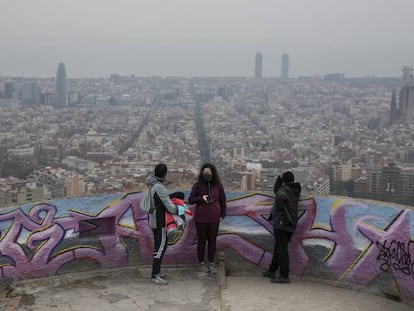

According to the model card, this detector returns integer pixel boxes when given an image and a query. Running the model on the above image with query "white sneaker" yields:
[209,262,218,274]
[198,262,210,273]
[151,275,168,285]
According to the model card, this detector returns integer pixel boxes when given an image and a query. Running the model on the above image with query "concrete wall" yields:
[0,192,413,305]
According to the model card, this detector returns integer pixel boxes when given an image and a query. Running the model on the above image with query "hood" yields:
[145,175,162,187]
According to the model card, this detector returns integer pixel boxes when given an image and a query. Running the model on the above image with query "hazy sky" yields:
[1,0,414,78]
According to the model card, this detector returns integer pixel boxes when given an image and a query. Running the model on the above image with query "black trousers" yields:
[269,229,293,278]
[151,227,167,278]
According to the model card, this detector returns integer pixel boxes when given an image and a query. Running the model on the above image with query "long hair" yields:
[197,163,220,184]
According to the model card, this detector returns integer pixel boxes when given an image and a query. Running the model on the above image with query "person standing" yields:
[263,171,301,283]
[146,163,178,285]
[189,163,226,274]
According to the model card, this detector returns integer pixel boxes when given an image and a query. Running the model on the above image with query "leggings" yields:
[195,221,220,263]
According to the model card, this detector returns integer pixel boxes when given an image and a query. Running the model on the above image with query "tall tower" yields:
[56,63,67,107]
[402,66,413,86]
[255,52,262,78]
[281,53,289,80]
[4,82,14,98]
[398,66,414,122]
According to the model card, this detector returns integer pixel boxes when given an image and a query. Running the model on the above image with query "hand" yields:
[202,195,209,202]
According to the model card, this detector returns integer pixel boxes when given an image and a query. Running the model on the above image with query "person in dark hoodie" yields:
[145,164,178,285]
[263,170,301,284]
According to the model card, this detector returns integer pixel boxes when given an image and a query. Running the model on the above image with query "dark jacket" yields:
[272,182,301,232]
[188,181,226,223]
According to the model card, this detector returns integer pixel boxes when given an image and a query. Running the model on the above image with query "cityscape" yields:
[1,56,414,208]
[1,2,414,310]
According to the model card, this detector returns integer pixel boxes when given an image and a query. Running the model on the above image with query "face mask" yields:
[202,172,212,182]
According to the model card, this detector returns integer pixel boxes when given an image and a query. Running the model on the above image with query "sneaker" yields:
[262,270,275,278]
[270,276,290,284]
[208,262,218,274]
[198,262,210,273]
[151,275,168,285]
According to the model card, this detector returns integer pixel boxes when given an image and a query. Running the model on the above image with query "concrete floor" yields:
[1,265,412,311]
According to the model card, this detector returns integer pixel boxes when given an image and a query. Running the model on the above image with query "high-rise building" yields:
[392,66,414,123]
[4,82,14,98]
[399,167,414,200]
[281,53,289,80]
[255,52,262,78]
[56,63,67,107]
[402,66,413,85]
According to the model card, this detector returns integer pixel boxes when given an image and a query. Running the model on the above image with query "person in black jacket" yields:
[263,171,301,283]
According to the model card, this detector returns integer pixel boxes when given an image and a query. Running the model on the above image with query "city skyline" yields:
[1,0,414,78]
[1,67,414,207]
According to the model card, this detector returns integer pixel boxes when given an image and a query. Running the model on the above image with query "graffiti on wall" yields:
[0,192,412,304]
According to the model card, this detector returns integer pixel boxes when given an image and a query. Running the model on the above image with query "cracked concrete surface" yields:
[2,265,413,311]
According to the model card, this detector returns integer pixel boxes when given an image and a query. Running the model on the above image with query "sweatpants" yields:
[195,221,220,263]
[269,229,293,278]
[151,227,167,278]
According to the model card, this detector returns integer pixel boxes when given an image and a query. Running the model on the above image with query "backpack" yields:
[140,186,156,213]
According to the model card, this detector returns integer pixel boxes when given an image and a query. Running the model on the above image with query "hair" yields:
[198,163,220,184]
[282,171,294,184]
[154,163,168,178]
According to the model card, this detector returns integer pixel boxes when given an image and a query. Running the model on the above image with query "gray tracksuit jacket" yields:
[145,175,178,229]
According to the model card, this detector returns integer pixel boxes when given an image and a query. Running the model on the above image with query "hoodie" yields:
[145,175,178,229]
[272,182,302,232]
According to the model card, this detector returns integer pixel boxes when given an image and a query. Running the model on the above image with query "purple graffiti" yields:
[0,192,412,306]
[343,209,414,304]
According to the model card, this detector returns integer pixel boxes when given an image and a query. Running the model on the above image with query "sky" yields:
[1,0,414,78]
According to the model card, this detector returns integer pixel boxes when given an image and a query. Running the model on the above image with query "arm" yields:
[219,183,227,218]
[153,184,178,215]
[273,175,283,194]
[188,182,204,204]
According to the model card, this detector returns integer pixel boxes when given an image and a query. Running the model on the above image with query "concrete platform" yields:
[1,265,412,311]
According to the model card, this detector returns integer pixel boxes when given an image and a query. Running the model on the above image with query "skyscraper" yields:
[56,63,67,107]
[281,53,289,80]
[255,52,262,78]
[4,82,14,98]
[392,66,414,123]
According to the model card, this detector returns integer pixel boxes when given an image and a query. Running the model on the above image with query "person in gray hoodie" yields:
[146,164,178,285]
[263,171,301,284]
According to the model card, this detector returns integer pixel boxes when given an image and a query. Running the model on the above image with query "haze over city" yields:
[1,0,414,209]
[1,0,414,78]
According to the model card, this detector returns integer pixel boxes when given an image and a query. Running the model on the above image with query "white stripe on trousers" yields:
[154,227,167,259]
